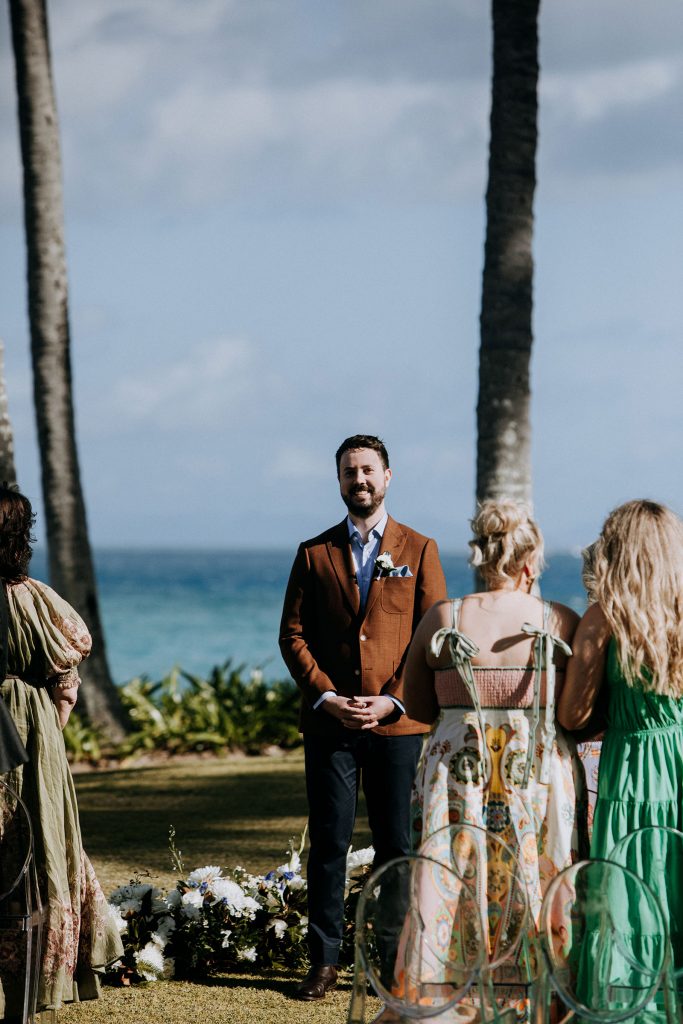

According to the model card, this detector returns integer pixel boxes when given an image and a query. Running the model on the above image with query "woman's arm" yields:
[403,606,440,725]
[557,604,611,730]
[49,673,80,729]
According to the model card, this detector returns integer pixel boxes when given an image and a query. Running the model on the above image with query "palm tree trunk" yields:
[9,0,127,740]
[477,0,540,508]
[0,341,18,487]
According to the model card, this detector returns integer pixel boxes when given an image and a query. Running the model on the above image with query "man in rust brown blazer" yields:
[279,434,447,1000]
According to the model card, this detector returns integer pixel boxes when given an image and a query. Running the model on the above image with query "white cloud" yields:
[542,57,681,123]
[2,0,681,215]
[138,75,488,202]
[109,336,257,430]
[51,0,233,50]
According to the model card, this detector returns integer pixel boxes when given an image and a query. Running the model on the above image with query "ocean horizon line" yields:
[30,544,584,558]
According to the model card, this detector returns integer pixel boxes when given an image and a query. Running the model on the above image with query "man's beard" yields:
[342,485,385,519]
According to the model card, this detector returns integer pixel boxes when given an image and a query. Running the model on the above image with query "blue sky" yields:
[1,0,681,553]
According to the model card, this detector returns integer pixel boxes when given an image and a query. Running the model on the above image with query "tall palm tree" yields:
[9,0,127,739]
[0,341,18,487]
[477,0,540,509]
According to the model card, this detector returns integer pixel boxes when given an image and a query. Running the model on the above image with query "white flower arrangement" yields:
[107,830,374,984]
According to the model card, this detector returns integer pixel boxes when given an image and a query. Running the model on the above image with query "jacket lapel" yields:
[362,516,408,622]
[326,520,361,616]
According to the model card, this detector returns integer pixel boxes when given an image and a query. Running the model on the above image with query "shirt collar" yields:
[347,511,388,543]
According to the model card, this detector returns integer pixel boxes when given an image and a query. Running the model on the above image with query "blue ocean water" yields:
[30,549,587,686]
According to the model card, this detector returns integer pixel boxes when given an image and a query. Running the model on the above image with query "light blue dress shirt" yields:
[348,512,387,610]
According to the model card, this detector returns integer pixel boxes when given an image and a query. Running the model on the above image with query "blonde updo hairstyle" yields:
[592,500,683,696]
[469,499,545,589]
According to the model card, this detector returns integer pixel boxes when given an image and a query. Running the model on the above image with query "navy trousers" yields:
[303,730,422,966]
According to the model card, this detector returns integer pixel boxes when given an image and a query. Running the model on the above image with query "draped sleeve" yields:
[5,577,92,687]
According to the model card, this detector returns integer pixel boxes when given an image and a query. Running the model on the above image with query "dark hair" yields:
[0,485,36,582]
[335,435,389,476]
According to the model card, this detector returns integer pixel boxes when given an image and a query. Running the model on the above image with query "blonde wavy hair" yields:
[593,500,683,695]
[581,542,598,604]
[469,499,544,588]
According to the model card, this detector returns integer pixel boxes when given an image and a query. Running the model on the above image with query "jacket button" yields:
[360,634,367,641]
[354,669,360,676]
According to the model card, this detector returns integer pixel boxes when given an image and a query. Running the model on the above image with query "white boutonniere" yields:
[374,552,396,577]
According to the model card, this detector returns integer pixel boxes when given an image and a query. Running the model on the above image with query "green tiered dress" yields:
[590,637,683,973]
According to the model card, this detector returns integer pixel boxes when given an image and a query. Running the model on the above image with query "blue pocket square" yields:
[387,565,413,577]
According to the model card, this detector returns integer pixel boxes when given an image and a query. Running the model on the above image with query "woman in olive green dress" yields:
[0,486,123,1017]
[558,500,683,978]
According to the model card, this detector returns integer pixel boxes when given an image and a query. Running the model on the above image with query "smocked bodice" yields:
[434,665,564,709]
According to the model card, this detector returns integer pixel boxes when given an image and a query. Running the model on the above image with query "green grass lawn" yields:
[60,751,379,1024]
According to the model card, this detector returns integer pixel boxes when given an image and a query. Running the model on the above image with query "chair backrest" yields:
[539,858,667,1023]
[0,777,35,902]
[348,854,486,1022]
[419,823,533,975]
[607,825,683,985]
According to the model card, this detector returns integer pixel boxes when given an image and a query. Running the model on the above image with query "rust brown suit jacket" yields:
[279,516,447,738]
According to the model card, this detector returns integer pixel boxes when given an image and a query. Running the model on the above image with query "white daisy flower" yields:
[187,865,223,887]
[237,946,257,962]
[134,942,165,981]
[211,879,260,918]
[346,846,375,874]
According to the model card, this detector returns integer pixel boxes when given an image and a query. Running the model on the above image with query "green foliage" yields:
[63,710,102,763]
[62,662,302,763]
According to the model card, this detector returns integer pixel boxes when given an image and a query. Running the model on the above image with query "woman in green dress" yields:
[0,486,123,1018]
[558,499,683,977]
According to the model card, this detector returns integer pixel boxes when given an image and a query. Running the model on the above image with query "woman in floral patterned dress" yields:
[402,500,586,1017]
[0,486,123,1018]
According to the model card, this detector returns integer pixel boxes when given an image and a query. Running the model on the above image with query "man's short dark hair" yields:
[335,435,389,476]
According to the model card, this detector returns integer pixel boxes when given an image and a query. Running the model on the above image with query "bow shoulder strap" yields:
[520,602,573,785]
[429,600,490,781]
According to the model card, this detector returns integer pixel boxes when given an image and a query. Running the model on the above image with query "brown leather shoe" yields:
[294,964,338,1000]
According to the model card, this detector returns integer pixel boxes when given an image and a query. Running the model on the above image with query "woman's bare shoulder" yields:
[547,599,581,639]
[418,597,460,636]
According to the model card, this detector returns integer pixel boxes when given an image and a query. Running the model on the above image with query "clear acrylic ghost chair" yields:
[0,777,45,1024]
[348,853,490,1024]
[537,858,668,1024]
[608,826,683,1022]
[419,824,535,1022]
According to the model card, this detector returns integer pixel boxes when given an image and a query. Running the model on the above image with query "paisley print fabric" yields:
[410,601,587,1021]
[413,705,584,923]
